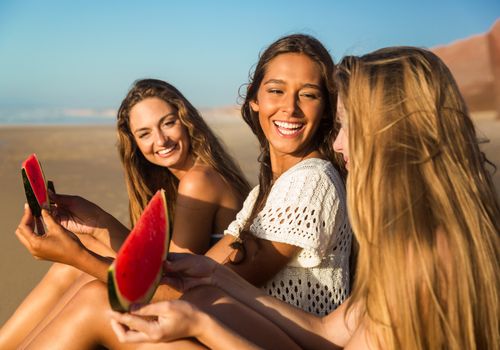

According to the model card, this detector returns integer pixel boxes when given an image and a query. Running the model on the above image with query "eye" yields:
[137,132,150,139]
[267,88,283,95]
[161,119,176,128]
[300,91,320,100]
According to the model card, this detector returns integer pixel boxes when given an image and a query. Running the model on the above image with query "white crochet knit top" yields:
[225,158,351,316]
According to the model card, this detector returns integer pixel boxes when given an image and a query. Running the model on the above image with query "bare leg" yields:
[184,286,300,349]
[21,271,95,346]
[0,263,84,349]
[23,281,298,349]
[22,280,205,350]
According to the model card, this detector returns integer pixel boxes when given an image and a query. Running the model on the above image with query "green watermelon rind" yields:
[107,266,128,312]
[22,168,42,218]
[107,190,170,312]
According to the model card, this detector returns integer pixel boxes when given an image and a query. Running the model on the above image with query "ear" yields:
[250,99,259,112]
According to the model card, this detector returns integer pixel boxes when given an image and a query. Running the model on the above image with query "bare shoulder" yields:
[344,319,376,350]
[177,164,226,202]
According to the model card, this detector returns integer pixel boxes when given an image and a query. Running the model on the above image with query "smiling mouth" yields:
[273,120,305,136]
[157,144,177,156]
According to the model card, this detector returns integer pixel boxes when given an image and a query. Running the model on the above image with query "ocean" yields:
[0,105,242,126]
[0,107,116,126]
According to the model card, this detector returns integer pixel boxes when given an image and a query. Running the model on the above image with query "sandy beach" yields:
[0,113,499,326]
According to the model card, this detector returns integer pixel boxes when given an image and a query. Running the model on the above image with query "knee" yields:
[46,263,83,288]
[76,280,108,301]
[39,280,111,333]
[69,280,109,315]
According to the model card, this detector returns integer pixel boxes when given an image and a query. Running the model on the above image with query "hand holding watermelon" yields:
[50,193,108,237]
[108,190,172,312]
[161,253,218,292]
[15,205,87,266]
[109,300,205,344]
[163,253,251,298]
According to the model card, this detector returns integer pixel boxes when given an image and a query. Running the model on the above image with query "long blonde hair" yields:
[336,47,499,349]
[117,79,250,225]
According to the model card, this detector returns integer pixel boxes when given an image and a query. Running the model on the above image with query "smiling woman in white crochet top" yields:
[214,36,351,316]
[212,34,352,316]
[14,34,352,349]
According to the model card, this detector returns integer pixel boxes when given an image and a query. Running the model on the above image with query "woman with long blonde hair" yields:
[109,47,499,349]
[336,47,499,349]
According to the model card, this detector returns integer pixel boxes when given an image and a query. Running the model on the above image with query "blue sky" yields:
[0,0,498,120]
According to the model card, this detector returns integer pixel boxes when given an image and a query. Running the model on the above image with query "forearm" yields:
[73,246,114,282]
[96,211,130,251]
[225,279,355,349]
[204,236,334,347]
[195,311,262,350]
[213,266,337,349]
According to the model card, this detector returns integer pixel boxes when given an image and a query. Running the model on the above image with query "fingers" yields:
[164,252,191,272]
[49,192,74,205]
[50,193,88,215]
[113,312,152,331]
[166,252,192,262]
[110,318,150,343]
[161,276,185,291]
[16,208,42,256]
[109,311,158,343]
[41,209,60,230]
[15,226,32,250]
[16,204,38,240]
[165,253,208,272]
[109,318,126,341]
[21,203,35,228]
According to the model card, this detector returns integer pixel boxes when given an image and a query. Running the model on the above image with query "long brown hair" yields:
[117,79,250,225]
[239,34,344,231]
[337,47,500,349]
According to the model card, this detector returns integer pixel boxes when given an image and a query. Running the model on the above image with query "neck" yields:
[269,149,322,180]
[168,154,197,180]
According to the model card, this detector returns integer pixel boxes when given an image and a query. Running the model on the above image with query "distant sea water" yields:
[0,107,116,126]
[0,105,243,126]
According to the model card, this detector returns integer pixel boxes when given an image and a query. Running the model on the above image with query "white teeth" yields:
[274,121,303,130]
[279,128,299,135]
[158,145,176,155]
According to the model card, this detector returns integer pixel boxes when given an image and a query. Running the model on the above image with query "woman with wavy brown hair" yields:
[1,79,250,349]
[109,47,499,349]
[117,79,250,231]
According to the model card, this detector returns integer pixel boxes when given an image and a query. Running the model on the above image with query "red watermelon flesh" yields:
[108,189,171,311]
[21,154,49,217]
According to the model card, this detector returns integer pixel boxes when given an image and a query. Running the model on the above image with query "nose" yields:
[281,93,300,117]
[333,128,345,154]
[154,129,168,146]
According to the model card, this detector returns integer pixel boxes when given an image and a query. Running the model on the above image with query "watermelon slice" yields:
[108,189,172,312]
[21,154,49,218]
